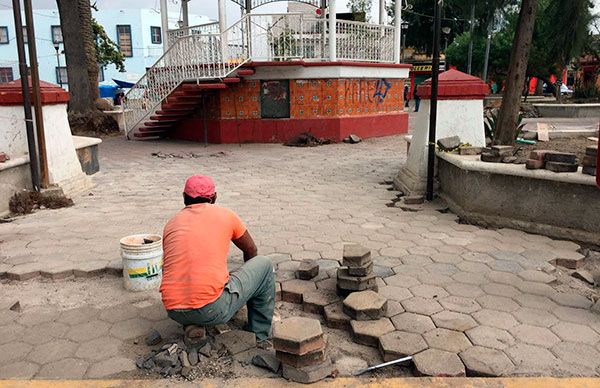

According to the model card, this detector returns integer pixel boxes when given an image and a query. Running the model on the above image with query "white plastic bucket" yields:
[120,234,163,291]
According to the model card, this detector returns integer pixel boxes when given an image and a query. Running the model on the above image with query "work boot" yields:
[184,325,208,347]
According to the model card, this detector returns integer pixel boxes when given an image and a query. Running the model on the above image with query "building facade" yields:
[0,7,210,88]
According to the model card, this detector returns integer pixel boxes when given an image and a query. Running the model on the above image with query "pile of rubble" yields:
[336,244,378,296]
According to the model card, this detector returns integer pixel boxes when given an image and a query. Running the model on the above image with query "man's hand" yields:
[233,231,258,262]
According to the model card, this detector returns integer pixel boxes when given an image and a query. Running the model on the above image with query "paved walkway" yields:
[0,134,599,379]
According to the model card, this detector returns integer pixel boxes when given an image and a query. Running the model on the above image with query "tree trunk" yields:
[56,0,93,113]
[494,0,539,145]
[554,80,563,103]
[79,0,99,101]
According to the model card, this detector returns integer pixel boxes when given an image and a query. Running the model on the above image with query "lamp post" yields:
[441,26,451,52]
[53,41,62,88]
[401,21,409,62]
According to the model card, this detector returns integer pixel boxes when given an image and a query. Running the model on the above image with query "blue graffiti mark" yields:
[373,78,392,103]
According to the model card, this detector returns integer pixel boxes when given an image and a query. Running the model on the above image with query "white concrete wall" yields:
[0,106,29,158]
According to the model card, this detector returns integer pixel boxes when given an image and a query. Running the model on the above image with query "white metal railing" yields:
[166,22,220,47]
[123,17,249,136]
[335,19,395,63]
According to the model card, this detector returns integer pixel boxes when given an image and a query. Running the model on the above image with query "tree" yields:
[347,0,372,21]
[494,0,539,145]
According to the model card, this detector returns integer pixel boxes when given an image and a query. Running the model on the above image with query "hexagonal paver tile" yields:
[373,265,394,278]
[515,281,555,296]
[342,290,387,320]
[439,296,481,314]
[378,330,428,361]
[413,348,466,377]
[485,271,522,287]
[410,284,449,300]
[431,310,477,332]
[385,300,405,318]
[459,346,514,377]
[466,326,515,350]
[56,307,101,325]
[109,318,153,340]
[303,289,339,315]
[391,313,436,334]
[323,303,351,331]
[86,356,136,378]
[378,286,413,302]
[490,260,523,273]
[401,297,443,316]
[384,274,421,288]
[273,317,323,355]
[416,272,454,286]
[456,261,490,274]
[0,341,32,365]
[505,343,559,372]
[551,342,600,370]
[444,283,485,298]
[75,337,122,361]
[424,263,459,275]
[549,293,594,309]
[550,322,600,345]
[21,322,70,345]
[281,279,317,304]
[513,294,557,311]
[423,328,472,353]
[350,318,395,347]
[509,324,560,348]
[429,252,462,264]
[0,360,39,379]
[28,339,77,364]
[476,295,519,312]
[517,270,556,284]
[451,272,488,285]
[461,252,494,263]
[472,309,519,330]
[36,357,89,379]
[16,311,60,327]
[512,307,558,328]
[481,283,520,298]
[65,320,111,343]
[99,304,140,323]
[0,324,25,345]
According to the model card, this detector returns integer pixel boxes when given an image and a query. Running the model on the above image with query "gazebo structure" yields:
[124,0,411,143]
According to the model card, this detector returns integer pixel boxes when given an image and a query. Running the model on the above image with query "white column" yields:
[379,0,386,25]
[182,0,189,27]
[218,0,227,60]
[160,0,169,52]
[328,0,337,61]
[393,0,402,63]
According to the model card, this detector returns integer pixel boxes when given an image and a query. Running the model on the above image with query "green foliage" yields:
[484,108,525,140]
[572,80,600,100]
[273,28,300,60]
[347,0,372,21]
[92,18,125,72]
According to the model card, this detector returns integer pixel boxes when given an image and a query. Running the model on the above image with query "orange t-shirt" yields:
[160,204,247,310]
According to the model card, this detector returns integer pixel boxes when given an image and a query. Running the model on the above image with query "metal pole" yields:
[24,0,49,189]
[160,0,169,51]
[55,48,62,88]
[218,0,227,60]
[182,0,189,27]
[426,0,442,202]
[482,19,492,82]
[328,0,337,61]
[320,0,326,59]
[379,0,385,25]
[393,0,402,63]
[12,0,40,192]
[466,0,475,74]
[245,0,253,59]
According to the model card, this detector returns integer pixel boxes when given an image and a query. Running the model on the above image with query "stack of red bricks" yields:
[337,243,377,296]
[526,150,579,173]
[583,145,597,176]
[273,316,333,384]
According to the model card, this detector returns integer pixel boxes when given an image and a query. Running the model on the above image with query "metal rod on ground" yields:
[354,356,413,376]
[12,0,40,192]
[24,0,49,189]
[426,0,442,202]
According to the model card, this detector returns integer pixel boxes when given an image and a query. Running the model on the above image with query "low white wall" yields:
[0,105,29,157]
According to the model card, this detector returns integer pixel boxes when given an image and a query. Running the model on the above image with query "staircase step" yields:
[180,83,227,90]
[155,110,193,116]
[135,131,167,138]
[150,115,187,121]
[169,93,203,100]
[237,68,255,76]
[223,77,241,83]
[144,121,175,127]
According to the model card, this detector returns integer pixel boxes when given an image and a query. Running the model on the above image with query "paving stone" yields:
[278,261,301,272]
[276,347,326,368]
[513,294,557,311]
[384,274,421,288]
[512,307,558,328]
[459,346,514,377]
[302,289,339,315]
[347,261,374,276]
[430,252,463,264]
[485,271,523,287]
[0,341,32,365]
[509,324,560,348]
[342,290,387,321]
[439,296,481,314]
[273,317,324,355]
[424,263,459,275]
[550,322,600,345]
[466,326,515,350]
[423,328,472,353]
[431,310,477,332]
[549,292,593,309]
[281,279,317,304]
[282,357,333,384]
[0,360,39,379]
[413,348,466,377]
[0,323,25,345]
[251,351,281,373]
[56,306,101,325]
[215,330,257,355]
[515,281,555,296]
[416,272,454,286]
[392,263,423,275]
[476,295,519,312]
[481,283,521,298]
[6,263,41,281]
[401,254,433,266]
[456,261,490,274]
[65,320,111,343]
[323,302,351,331]
[21,322,70,345]
[36,357,89,379]
[337,268,377,292]
[401,297,443,316]
[461,252,494,263]
[350,318,395,347]
[28,339,77,364]
[409,284,449,299]
[378,285,413,302]
[505,343,559,371]
[373,265,394,278]
[389,316,434,341]
[316,277,337,291]
[75,337,122,361]
[342,244,371,267]
[99,304,144,324]
[517,270,556,284]
[444,283,485,298]
[86,356,136,378]
[378,330,427,361]
[555,251,586,269]
[472,309,519,330]
[109,317,153,340]
[451,272,487,285]
[551,342,600,370]
[298,260,319,280]
[385,300,405,317]
[40,262,75,280]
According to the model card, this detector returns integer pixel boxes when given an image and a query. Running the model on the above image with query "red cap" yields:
[184,175,216,199]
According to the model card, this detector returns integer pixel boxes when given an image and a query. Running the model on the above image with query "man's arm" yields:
[233,231,258,262]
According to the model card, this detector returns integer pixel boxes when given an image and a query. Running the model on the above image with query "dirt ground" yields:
[519,137,597,166]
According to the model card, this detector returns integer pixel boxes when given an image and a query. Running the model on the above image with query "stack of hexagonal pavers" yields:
[273,316,333,384]
[336,243,378,296]
[343,290,390,346]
